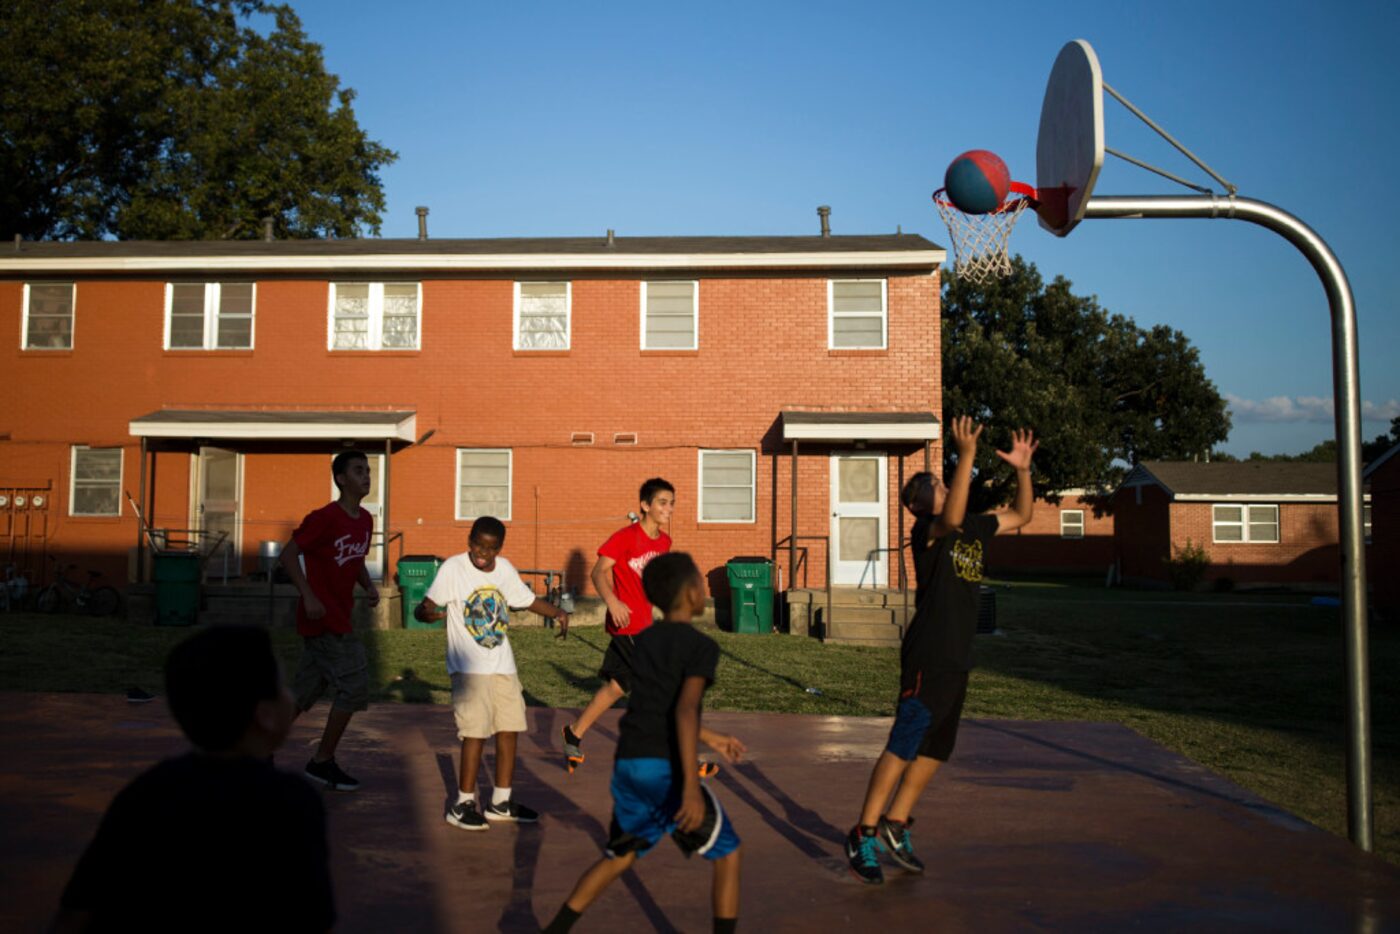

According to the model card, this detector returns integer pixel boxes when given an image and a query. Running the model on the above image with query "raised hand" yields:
[948,414,984,458]
[995,428,1039,471]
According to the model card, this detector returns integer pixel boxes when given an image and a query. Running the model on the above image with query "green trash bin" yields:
[153,551,201,626]
[398,555,443,629]
[726,557,774,634]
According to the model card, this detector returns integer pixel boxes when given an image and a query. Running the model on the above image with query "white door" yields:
[331,453,384,579]
[196,447,241,579]
[829,453,887,586]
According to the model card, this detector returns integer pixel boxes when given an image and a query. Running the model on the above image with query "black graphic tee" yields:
[900,511,999,690]
[616,622,720,766]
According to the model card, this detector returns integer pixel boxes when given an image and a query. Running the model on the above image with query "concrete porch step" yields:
[824,619,903,643]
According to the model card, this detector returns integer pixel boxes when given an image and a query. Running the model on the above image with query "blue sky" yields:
[287,0,1398,457]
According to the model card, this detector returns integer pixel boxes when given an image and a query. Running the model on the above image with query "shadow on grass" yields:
[380,667,439,703]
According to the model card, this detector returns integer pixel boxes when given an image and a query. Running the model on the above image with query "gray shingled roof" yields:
[1133,461,1339,497]
[7,234,938,258]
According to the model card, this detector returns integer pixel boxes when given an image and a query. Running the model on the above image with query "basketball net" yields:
[932,187,1035,284]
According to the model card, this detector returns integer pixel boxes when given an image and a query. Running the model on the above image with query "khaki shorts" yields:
[450,672,527,739]
[293,632,369,713]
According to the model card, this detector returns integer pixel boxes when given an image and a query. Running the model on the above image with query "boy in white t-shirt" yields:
[415,516,570,831]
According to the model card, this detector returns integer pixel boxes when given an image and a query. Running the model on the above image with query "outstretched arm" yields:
[993,428,1039,535]
[931,415,983,539]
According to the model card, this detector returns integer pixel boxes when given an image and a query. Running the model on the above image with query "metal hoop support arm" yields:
[1085,194,1372,851]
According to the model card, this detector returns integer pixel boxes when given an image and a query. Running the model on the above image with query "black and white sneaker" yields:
[484,798,539,823]
[126,687,156,704]
[446,799,488,831]
[877,816,925,873]
[304,758,360,791]
[845,825,885,885]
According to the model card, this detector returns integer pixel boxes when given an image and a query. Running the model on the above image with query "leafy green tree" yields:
[0,0,396,240]
[942,257,1231,509]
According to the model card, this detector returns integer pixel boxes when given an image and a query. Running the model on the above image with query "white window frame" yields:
[21,282,76,350]
[640,280,699,351]
[327,282,422,351]
[697,449,757,524]
[828,278,888,350]
[70,446,123,517]
[455,448,512,521]
[1060,509,1085,539]
[513,281,572,351]
[1212,503,1280,544]
[163,282,256,350]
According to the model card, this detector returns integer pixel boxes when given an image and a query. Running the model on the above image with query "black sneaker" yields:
[484,798,539,823]
[126,687,156,704]
[446,799,488,831]
[304,757,360,791]
[877,816,924,873]
[562,725,585,775]
[845,825,885,885]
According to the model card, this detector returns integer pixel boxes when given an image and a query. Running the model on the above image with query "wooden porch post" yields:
[789,438,798,591]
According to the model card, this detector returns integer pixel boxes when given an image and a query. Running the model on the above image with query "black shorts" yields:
[599,635,637,693]
[885,671,969,762]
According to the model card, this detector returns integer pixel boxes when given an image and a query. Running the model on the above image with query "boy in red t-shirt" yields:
[278,450,380,791]
[561,478,672,773]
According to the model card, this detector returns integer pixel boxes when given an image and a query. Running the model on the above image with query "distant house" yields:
[988,489,1115,574]
[1114,461,1370,588]
[1364,443,1398,617]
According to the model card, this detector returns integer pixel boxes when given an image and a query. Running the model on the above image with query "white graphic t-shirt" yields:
[426,554,537,676]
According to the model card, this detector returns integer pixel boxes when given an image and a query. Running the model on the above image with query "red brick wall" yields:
[1169,501,1344,585]
[1368,457,1400,614]
[0,271,941,593]
[987,494,1115,573]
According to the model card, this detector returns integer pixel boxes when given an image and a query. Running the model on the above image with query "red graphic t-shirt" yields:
[292,501,373,637]
[598,522,671,636]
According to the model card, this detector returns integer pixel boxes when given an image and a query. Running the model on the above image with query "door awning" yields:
[129,410,417,443]
[780,411,939,443]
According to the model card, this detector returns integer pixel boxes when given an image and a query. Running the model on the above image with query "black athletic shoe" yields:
[562,725,585,774]
[878,816,925,873]
[845,825,885,885]
[446,800,488,831]
[126,687,156,704]
[304,757,360,791]
[698,760,720,779]
[484,797,539,823]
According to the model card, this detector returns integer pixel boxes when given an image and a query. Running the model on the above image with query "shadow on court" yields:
[2,694,1398,932]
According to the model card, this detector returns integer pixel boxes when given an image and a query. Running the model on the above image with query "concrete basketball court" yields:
[2,693,1398,933]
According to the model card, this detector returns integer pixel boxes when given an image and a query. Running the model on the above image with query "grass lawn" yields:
[0,579,1394,862]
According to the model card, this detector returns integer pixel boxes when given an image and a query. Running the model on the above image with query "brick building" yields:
[1114,461,1370,588]
[987,489,1115,575]
[0,234,944,606]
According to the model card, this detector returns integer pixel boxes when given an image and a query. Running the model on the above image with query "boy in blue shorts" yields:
[845,416,1037,885]
[544,552,746,933]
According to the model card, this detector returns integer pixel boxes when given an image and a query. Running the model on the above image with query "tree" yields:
[0,0,396,240]
[941,257,1231,509]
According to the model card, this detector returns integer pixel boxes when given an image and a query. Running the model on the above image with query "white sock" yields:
[457,790,475,805]
[492,786,512,806]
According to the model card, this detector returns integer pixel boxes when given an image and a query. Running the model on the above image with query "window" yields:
[456,449,511,520]
[829,279,887,349]
[641,281,697,350]
[71,447,122,516]
[1060,509,1085,539]
[515,282,570,350]
[1212,504,1279,543]
[23,282,75,349]
[698,450,756,523]
[165,283,254,349]
[329,283,420,350]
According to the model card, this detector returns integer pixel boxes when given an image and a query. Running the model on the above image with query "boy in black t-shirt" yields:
[845,416,1038,885]
[544,553,747,934]
[51,626,334,932]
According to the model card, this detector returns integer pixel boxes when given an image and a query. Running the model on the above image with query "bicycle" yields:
[2,564,33,612]
[35,557,122,617]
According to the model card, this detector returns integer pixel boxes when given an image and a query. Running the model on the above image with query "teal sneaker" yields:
[844,825,885,884]
[878,816,924,873]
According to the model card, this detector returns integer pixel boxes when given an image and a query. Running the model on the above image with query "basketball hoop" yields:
[932,182,1038,284]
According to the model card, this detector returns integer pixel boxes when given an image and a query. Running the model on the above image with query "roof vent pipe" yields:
[416,206,429,241]
[262,217,274,242]
[606,229,615,247]
[817,205,831,238]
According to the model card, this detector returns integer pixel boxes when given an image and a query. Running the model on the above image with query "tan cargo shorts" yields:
[450,672,527,739]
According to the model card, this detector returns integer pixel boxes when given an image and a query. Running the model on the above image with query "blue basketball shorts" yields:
[605,758,740,861]
[885,670,970,762]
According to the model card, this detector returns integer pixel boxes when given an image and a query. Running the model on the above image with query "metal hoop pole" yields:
[1084,194,1372,851]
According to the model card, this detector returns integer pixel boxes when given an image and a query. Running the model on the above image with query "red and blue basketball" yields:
[944,150,1011,214]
